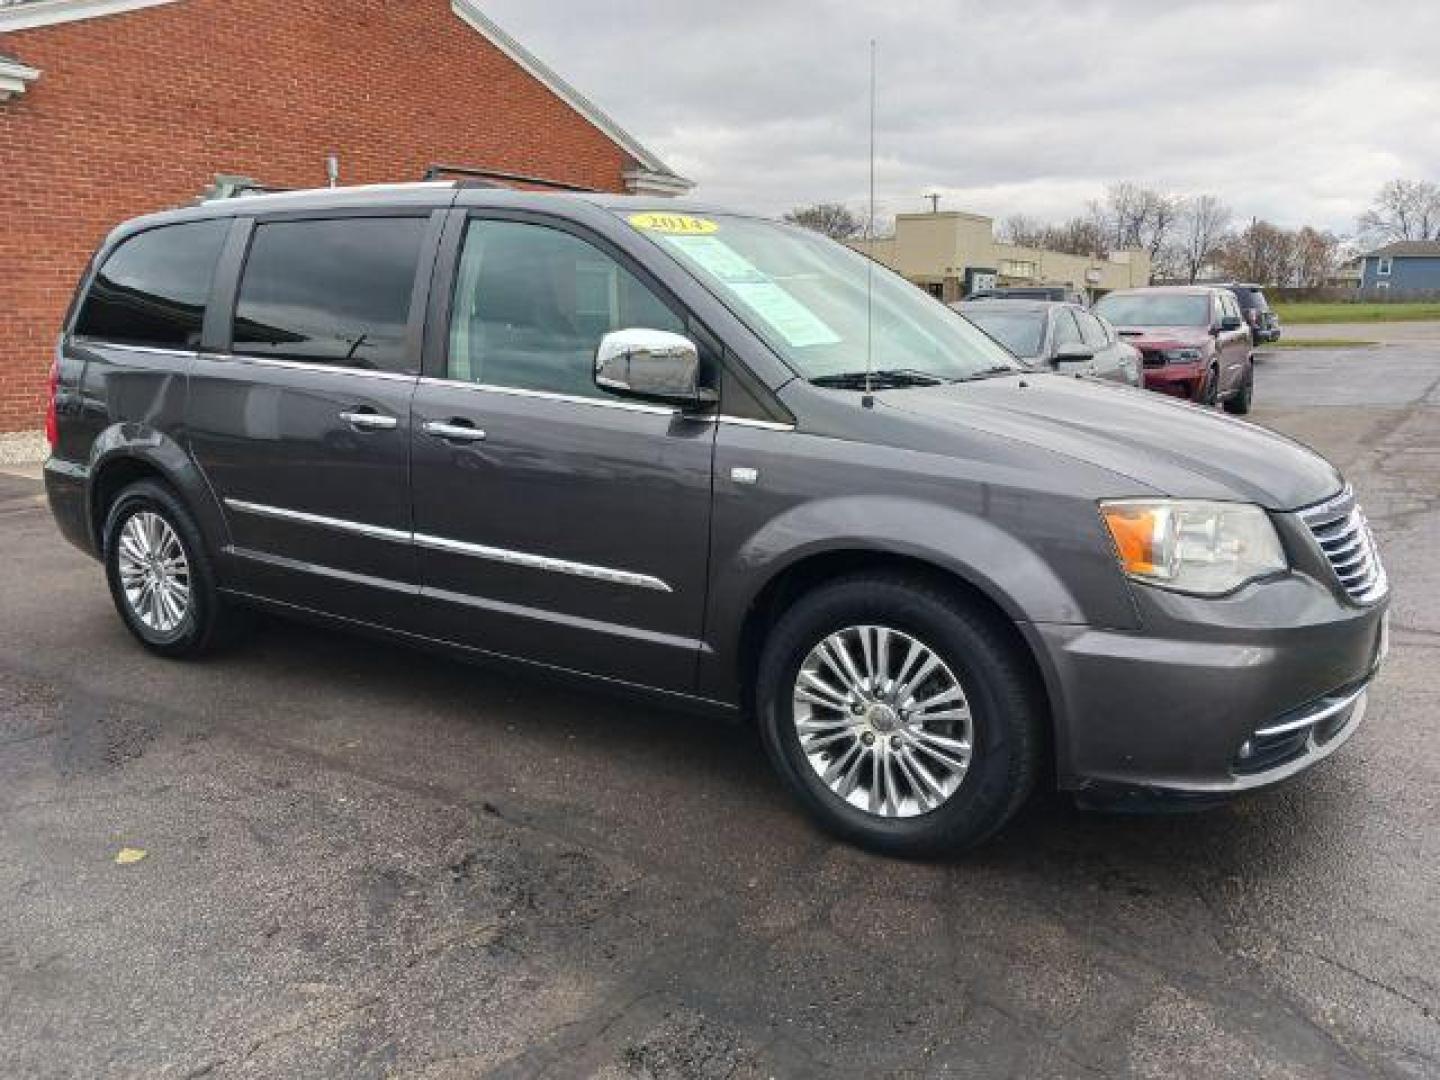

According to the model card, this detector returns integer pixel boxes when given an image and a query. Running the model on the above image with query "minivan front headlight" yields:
[1100,500,1286,596]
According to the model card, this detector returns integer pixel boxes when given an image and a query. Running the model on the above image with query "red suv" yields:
[1093,286,1254,414]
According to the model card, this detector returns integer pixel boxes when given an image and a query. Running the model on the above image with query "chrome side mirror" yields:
[594,329,716,409]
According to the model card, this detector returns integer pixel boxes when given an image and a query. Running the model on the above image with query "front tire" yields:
[1198,364,1220,408]
[755,573,1044,856]
[103,480,239,658]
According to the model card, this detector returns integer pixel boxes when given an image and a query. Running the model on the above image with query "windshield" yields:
[960,309,1044,358]
[1093,292,1211,327]
[625,212,1019,382]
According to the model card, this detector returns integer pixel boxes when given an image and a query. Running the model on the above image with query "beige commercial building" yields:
[848,210,1151,302]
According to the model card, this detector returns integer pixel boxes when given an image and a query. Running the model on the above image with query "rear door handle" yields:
[423,419,487,443]
[339,410,398,431]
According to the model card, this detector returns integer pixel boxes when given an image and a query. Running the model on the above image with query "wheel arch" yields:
[87,427,228,557]
[733,548,1063,782]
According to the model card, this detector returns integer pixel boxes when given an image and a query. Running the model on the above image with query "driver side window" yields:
[448,219,684,398]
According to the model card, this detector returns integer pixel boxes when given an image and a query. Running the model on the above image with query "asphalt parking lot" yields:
[2,328,1437,1079]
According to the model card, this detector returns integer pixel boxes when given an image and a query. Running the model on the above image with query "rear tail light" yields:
[44,358,60,448]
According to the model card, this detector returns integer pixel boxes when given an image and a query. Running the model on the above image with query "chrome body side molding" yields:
[222,498,671,593]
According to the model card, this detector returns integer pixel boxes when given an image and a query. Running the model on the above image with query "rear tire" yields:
[1224,366,1253,415]
[102,480,242,658]
[755,573,1044,856]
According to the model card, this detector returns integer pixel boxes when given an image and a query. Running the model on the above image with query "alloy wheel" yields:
[791,625,973,818]
[116,511,192,634]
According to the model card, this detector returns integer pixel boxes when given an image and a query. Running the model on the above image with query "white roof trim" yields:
[0,56,42,99]
[0,0,180,32]
[450,0,691,193]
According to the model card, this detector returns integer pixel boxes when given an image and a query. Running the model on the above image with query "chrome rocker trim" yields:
[223,498,672,593]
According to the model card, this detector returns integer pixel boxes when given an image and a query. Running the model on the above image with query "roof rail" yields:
[421,163,597,193]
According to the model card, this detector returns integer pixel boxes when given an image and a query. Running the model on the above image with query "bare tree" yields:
[999,214,1049,248]
[1290,226,1341,287]
[1356,179,1440,245]
[1215,219,1296,285]
[1175,194,1233,283]
[782,203,865,241]
[1091,181,1183,261]
[1000,214,1106,256]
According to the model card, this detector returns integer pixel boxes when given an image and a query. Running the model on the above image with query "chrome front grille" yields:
[1298,486,1387,604]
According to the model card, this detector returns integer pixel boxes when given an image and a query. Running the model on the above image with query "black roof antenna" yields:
[863,39,877,410]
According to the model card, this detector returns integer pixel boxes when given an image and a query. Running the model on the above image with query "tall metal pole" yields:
[864,39,876,407]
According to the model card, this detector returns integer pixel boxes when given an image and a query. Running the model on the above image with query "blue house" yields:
[1358,241,1440,291]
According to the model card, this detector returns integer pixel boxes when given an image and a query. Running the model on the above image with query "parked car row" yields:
[957,281,1281,414]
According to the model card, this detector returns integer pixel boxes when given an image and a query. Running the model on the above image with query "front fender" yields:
[699,486,1139,706]
[87,424,229,555]
[736,495,1089,625]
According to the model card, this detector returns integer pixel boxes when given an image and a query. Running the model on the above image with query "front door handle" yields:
[423,419,487,443]
[339,410,398,431]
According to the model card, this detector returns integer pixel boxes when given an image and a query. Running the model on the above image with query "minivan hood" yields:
[878,374,1340,510]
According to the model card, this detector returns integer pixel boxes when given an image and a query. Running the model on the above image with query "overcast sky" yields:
[480,0,1440,235]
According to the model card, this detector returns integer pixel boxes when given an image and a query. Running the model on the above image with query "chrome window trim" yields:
[712,415,796,431]
[73,340,201,359]
[199,353,418,383]
[417,377,795,429]
[222,498,671,593]
[417,377,677,416]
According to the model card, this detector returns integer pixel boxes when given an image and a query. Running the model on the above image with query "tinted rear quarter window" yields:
[233,217,427,373]
[74,220,229,348]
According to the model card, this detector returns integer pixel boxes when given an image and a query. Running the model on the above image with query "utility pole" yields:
[925,193,941,214]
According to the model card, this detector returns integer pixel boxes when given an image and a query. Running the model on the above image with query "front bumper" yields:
[1142,361,1205,401]
[1036,569,1388,797]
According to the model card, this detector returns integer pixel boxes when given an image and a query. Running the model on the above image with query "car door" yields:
[187,211,441,622]
[408,212,717,693]
[1216,293,1249,394]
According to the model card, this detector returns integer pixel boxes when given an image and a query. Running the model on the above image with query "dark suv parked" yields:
[1217,282,1282,344]
[45,184,1388,854]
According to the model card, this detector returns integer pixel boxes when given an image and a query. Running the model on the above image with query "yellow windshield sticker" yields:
[629,212,718,235]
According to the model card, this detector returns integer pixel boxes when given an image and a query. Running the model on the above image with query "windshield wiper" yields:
[958,364,1022,381]
[809,368,954,389]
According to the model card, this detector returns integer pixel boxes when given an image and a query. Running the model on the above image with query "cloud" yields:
[478,0,1440,232]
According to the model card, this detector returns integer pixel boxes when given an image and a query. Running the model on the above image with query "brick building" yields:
[0,0,690,432]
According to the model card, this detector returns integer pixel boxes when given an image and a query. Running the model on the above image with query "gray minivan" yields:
[44,184,1388,854]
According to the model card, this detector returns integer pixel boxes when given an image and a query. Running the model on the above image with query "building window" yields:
[1376,281,1390,291]
[1000,260,1036,279]
[1377,256,1393,277]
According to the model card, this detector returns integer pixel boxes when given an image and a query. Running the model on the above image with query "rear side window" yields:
[233,217,427,373]
[74,220,228,349]
[1052,308,1084,347]
[1076,310,1109,347]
